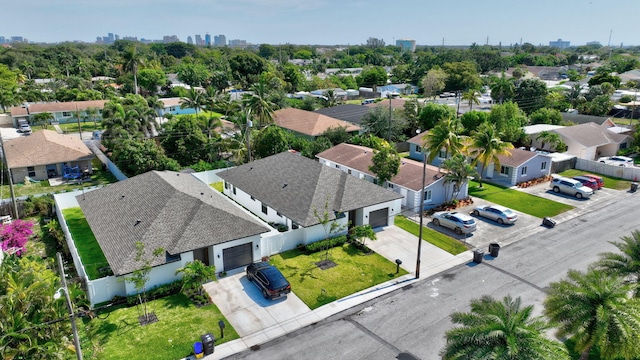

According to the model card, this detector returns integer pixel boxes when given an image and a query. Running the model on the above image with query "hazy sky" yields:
[4,0,637,47]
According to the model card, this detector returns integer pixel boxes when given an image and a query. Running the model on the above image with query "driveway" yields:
[203,271,311,337]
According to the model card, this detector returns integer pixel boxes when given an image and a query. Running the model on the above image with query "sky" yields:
[4,0,638,47]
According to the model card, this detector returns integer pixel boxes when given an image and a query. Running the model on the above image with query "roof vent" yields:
[121,195,125,199]
[282,183,288,188]
[200,192,204,195]
[134,219,141,226]
[402,161,406,165]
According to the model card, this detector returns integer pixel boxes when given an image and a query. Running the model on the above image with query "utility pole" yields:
[387,93,392,143]
[56,252,83,360]
[76,103,82,140]
[0,133,19,219]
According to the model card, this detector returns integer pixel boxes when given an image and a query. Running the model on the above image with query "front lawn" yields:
[62,207,107,280]
[469,181,573,218]
[394,215,468,255]
[83,293,238,360]
[270,244,408,309]
[558,169,632,190]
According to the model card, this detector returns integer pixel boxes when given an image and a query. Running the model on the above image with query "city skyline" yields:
[5,0,639,47]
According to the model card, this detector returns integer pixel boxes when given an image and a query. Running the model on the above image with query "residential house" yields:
[72,170,271,304]
[4,130,94,183]
[482,148,553,187]
[316,143,467,212]
[217,151,403,239]
[314,104,372,126]
[10,100,108,127]
[273,108,361,139]
[407,131,446,165]
[158,97,197,116]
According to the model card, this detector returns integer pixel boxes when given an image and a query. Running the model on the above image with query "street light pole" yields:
[416,134,427,279]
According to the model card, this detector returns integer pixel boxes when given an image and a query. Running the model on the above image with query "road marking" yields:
[345,318,420,359]
[482,262,547,293]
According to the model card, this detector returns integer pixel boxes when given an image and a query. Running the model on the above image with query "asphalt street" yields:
[226,191,640,360]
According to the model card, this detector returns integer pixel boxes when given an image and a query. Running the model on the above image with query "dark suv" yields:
[246,262,291,299]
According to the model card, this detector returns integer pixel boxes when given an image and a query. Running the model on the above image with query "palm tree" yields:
[535,131,565,152]
[175,260,216,296]
[121,45,144,95]
[544,269,640,360]
[423,116,465,171]
[594,230,640,296]
[462,89,481,111]
[468,122,514,188]
[20,62,35,80]
[490,72,514,104]
[181,88,205,117]
[85,107,100,128]
[32,112,54,129]
[323,89,339,107]
[441,155,477,201]
[441,295,569,360]
[243,79,276,127]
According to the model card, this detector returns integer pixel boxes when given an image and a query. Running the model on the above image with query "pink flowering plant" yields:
[0,220,34,256]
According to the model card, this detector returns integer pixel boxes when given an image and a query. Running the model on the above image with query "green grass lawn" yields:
[211,182,223,192]
[469,181,573,218]
[394,215,468,255]
[4,158,117,197]
[84,293,238,360]
[270,244,408,309]
[62,207,107,280]
[558,169,633,190]
[31,122,102,134]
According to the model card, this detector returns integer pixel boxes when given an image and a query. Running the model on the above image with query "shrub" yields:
[305,235,347,253]
[124,280,182,306]
[268,222,289,232]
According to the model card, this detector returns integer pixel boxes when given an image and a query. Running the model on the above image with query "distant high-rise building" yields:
[205,34,211,46]
[187,36,193,45]
[122,36,138,41]
[195,34,203,46]
[115,34,120,41]
[549,38,570,49]
[586,41,601,47]
[228,39,247,47]
[10,36,25,43]
[214,34,226,47]
[396,38,416,53]
[163,35,179,43]
[0,37,7,44]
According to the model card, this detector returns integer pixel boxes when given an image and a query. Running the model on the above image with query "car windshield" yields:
[262,267,288,288]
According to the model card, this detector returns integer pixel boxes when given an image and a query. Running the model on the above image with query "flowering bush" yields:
[0,220,34,256]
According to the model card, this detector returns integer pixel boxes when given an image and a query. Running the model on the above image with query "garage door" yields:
[369,208,388,228]
[223,243,253,271]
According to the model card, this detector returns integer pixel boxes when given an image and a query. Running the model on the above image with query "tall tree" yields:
[441,155,477,201]
[468,122,514,187]
[423,116,465,168]
[243,79,275,127]
[594,230,640,296]
[121,45,144,95]
[180,88,205,116]
[490,72,515,104]
[421,67,447,99]
[462,89,480,111]
[441,295,569,360]
[544,269,640,360]
[369,146,401,186]
[513,78,548,114]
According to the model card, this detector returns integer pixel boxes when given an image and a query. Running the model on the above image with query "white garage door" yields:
[369,208,388,228]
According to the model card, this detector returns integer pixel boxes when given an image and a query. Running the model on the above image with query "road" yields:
[225,192,640,360]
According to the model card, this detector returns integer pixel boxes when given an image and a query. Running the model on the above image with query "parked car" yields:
[583,174,604,189]
[550,176,593,199]
[432,211,477,235]
[19,124,32,134]
[246,262,291,300]
[598,156,634,167]
[471,205,518,225]
[572,176,599,191]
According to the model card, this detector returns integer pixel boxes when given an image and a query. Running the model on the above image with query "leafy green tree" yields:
[126,242,165,324]
[459,111,488,135]
[356,66,387,87]
[322,126,351,145]
[490,72,515,104]
[417,103,456,131]
[137,68,166,95]
[514,78,548,114]
[443,61,482,91]
[468,122,514,187]
[113,139,180,176]
[361,105,406,142]
[441,295,569,360]
[421,67,447,99]
[160,115,211,166]
[544,269,640,360]
[488,102,527,143]
[312,198,347,260]
[402,98,423,135]
[529,107,562,125]
[228,52,268,88]
[369,146,401,186]
[252,125,290,159]
[281,63,305,93]
[32,111,54,129]
[588,72,621,88]
[349,225,376,247]
[594,230,640,297]
[176,62,210,87]
[175,260,216,296]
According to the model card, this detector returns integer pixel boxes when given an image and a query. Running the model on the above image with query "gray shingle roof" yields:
[77,171,270,276]
[552,123,628,147]
[217,152,402,227]
[314,104,372,125]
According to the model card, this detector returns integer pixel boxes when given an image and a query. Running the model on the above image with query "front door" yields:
[193,247,210,266]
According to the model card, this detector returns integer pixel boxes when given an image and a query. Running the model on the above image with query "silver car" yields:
[472,205,518,225]
[432,211,477,235]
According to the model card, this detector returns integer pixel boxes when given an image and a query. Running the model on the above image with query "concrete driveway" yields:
[203,271,311,337]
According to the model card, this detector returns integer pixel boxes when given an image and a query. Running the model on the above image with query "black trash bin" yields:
[488,243,500,257]
[473,249,484,264]
[542,217,556,228]
[631,183,638,193]
[201,333,215,355]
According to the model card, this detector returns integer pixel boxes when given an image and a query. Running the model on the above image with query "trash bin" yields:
[631,183,638,193]
[193,342,204,359]
[201,333,215,355]
[473,249,484,264]
[488,243,500,257]
[542,217,556,228]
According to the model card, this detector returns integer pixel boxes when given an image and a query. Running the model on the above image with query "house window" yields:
[500,166,509,175]
[438,149,446,158]
[620,143,628,149]
[261,203,267,214]
[348,169,352,175]
[541,162,547,170]
[250,196,255,201]
[521,166,528,175]
[165,252,181,263]
[292,223,299,230]
[62,111,72,117]
[224,182,230,189]
[335,164,339,169]
[416,146,422,153]
[423,189,432,201]
[232,185,236,195]
[27,166,36,177]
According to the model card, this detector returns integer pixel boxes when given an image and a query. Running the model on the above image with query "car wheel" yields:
[262,289,269,299]
[433,219,440,226]
[553,186,560,193]
[472,210,479,216]
[454,227,463,235]
[497,218,504,225]
[576,193,583,199]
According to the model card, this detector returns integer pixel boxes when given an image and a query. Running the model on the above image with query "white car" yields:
[550,176,593,199]
[471,205,518,225]
[19,124,32,134]
[598,156,634,167]
[432,211,477,235]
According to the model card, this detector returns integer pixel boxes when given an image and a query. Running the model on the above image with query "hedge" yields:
[305,235,348,253]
